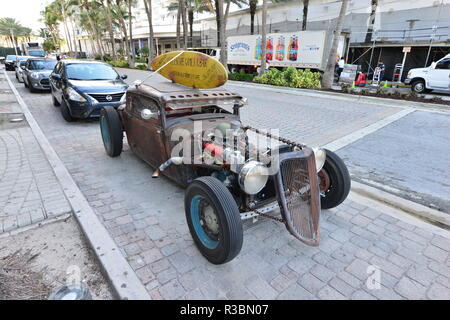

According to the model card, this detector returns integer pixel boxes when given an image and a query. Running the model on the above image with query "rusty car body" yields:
[99,81,351,264]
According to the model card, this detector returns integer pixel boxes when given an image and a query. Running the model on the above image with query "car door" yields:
[427,58,450,90]
[23,60,31,86]
[123,93,168,167]
[51,62,64,101]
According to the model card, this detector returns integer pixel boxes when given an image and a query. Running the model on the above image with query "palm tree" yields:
[142,0,155,60]
[114,0,131,59]
[126,0,135,67]
[259,0,267,75]
[365,0,378,43]
[322,0,350,89]
[180,0,189,49]
[105,0,117,59]
[0,18,31,50]
[249,0,257,35]
[80,0,105,58]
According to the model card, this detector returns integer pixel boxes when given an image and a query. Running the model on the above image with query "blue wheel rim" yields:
[190,195,219,249]
[100,116,111,150]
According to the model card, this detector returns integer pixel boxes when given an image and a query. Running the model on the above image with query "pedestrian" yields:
[377,61,385,81]
[338,57,345,80]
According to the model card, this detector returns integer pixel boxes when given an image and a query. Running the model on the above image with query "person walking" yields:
[377,61,385,81]
[337,57,345,80]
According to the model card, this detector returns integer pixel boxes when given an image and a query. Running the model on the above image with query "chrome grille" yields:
[87,92,124,102]
[275,149,320,246]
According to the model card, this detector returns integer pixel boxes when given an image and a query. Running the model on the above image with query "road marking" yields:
[323,108,415,152]
[3,70,151,300]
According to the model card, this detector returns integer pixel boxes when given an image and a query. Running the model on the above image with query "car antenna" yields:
[133,51,185,88]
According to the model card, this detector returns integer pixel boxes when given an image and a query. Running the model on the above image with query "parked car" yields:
[5,55,17,71]
[15,59,29,83]
[23,58,57,92]
[405,53,450,93]
[98,81,351,264]
[50,60,128,122]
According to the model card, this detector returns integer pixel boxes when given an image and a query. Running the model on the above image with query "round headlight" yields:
[238,161,269,195]
[313,147,326,172]
[31,72,40,79]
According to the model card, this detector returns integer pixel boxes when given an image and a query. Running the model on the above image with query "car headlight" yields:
[66,87,86,102]
[313,147,326,172]
[407,71,411,78]
[30,72,40,79]
[238,160,269,195]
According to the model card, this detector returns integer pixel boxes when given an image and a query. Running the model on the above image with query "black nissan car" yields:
[50,60,128,122]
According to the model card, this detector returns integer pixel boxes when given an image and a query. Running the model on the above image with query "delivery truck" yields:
[20,42,45,57]
[207,30,346,73]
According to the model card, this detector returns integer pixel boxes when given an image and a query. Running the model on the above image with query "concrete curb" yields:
[3,70,150,300]
[227,80,450,114]
[351,181,450,229]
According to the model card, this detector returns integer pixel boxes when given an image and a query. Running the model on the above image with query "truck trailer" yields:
[20,42,45,57]
[207,30,346,73]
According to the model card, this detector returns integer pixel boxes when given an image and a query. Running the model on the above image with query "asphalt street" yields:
[119,68,450,213]
[5,68,450,300]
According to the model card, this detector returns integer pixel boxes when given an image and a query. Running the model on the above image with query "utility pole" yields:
[10,29,19,56]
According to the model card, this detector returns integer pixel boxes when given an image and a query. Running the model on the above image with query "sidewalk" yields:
[0,69,72,233]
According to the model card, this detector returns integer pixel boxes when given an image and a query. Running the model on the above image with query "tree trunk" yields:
[143,0,155,61]
[175,6,181,49]
[259,0,267,75]
[250,1,257,35]
[215,0,221,46]
[128,0,135,68]
[106,0,117,59]
[218,0,227,68]
[70,17,78,57]
[302,0,309,31]
[188,9,194,47]
[364,0,378,43]
[61,5,73,54]
[115,0,130,58]
[322,0,350,89]
[180,0,188,49]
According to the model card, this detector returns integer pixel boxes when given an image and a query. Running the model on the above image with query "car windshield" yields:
[17,56,29,61]
[29,50,45,57]
[29,60,57,70]
[19,61,27,67]
[66,63,120,81]
[6,55,16,60]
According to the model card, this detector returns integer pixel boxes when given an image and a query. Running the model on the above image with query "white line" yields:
[3,70,150,300]
[323,108,415,152]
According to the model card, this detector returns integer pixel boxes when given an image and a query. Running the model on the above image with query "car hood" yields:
[68,79,128,93]
[34,70,53,78]
[408,67,428,74]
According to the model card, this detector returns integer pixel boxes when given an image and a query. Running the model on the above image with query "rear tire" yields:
[185,177,243,264]
[60,99,74,122]
[100,106,123,157]
[319,149,351,209]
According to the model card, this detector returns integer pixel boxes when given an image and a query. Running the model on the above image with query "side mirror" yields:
[430,61,437,69]
[51,74,61,80]
[121,74,128,80]
[20,65,25,70]
[141,108,157,120]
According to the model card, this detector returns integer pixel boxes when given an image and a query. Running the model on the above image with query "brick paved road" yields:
[7,70,450,299]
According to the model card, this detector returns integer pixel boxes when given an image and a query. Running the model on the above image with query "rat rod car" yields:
[99,81,351,264]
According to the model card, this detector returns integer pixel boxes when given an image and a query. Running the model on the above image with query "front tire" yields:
[60,99,74,122]
[185,177,243,264]
[318,149,351,209]
[411,80,426,94]
[100,106,123,157]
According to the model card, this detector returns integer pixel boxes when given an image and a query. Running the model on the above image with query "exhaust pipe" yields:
[152,157,183,178]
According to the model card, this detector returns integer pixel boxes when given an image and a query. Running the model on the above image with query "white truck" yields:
[405,54,450,93]
[20,42,45,57]
[208,30,345,73]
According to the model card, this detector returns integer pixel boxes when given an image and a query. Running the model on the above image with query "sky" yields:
[0,0,49,33]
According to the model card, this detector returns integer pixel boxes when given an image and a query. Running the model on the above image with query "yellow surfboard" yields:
[150,51,228,89]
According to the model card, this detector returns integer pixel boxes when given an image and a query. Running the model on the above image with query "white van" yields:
[405,54,450,93]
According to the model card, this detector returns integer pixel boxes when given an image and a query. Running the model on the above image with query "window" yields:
[29,60,57,70]
[435,58,450,70]
[65,63,119,80]
[164,44,171,49]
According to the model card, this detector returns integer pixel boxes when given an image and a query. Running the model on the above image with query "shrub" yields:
[135,56,147,63]
[94,55,102,60]
[253,67,321,89]
[229,72,254,82]
[108,60,129,68]
[136,64,148,70]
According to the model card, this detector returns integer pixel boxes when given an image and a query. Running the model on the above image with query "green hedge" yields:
[136,64,148,70]
[229,72,255,82]
[253,67,321,89]
[108,60,129,68]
